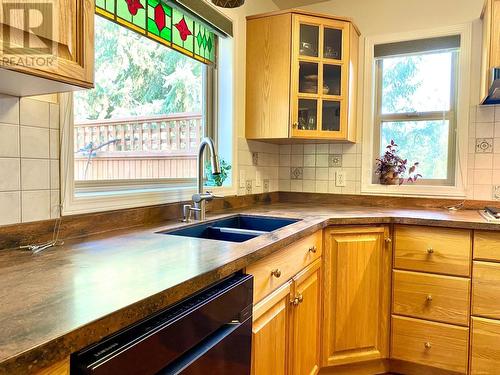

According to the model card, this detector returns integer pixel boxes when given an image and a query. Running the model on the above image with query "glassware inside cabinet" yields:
[323,64,341,96]
[299,62,319,94]
[323,28,342,60]
[299,24,319,57]
[298,99,318,130]
[322,100,341,132]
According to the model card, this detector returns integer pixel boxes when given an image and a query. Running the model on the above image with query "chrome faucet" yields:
[183,137,223,222]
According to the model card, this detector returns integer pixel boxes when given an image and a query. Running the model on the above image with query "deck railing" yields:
[74,113,203,181]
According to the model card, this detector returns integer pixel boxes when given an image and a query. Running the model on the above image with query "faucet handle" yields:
[192,192,224,203]
[206,191,224,199]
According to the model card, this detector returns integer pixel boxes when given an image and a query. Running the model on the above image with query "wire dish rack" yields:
[479,209,500,223]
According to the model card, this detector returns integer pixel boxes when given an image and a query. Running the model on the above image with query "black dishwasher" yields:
[72,274,253,375]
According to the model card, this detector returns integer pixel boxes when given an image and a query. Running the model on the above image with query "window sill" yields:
[361,183,466,199]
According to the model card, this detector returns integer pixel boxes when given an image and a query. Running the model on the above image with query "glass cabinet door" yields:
[321,100,341,132]
[299,24,319,57]
[299,62,319,94]
[323,28,342,60]
[323,64,341,96]
[297,99,318,131]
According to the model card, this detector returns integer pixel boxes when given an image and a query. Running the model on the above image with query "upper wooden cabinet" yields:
[322,226,391,367]
[480,0,500,103]
[246,10,360,142]
[0,0,94,96]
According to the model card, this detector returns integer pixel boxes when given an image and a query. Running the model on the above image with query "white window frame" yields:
[60,29,237,216]
[361,24,472,198]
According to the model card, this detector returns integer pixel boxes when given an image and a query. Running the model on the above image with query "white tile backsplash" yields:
[0,95,61,226]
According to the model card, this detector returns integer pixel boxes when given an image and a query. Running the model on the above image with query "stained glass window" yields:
[95,0,216,65]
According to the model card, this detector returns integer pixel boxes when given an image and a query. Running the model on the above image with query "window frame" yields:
[372,50,459,186]
[60,17,235,216]
[361,24,472,198]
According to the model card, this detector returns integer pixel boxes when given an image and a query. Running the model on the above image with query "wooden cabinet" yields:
[251,259,321,375]
[0,0,94,96]
[391,316,469,374]
[322,226,391,367]
[246,10,359,142]
[480,0,500,103]
[252,282,291,375]
[394,225,472,277]
[471,317,500,374]
[290,260,321,375]
[473,261,500,320]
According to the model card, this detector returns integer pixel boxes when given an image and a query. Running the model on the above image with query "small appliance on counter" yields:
[479,206,500,223]
[71,273,253,375]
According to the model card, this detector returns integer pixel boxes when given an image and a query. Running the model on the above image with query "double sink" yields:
[158,215,299,243]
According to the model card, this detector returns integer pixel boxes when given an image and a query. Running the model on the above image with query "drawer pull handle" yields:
[427,247,434,254]
[426,295,433,303]
[424,342,432,349]
[308,245,317,253]
[271,269,282,278]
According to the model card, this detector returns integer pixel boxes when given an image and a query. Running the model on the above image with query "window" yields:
[73,15,208,186]
[373,36,459,186]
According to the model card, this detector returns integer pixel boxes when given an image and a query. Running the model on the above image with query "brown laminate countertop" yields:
[0,202,498,374]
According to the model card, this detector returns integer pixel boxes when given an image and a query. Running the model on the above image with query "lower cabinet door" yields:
[290,259,322,375]
[251,281,291,375]
[471,317,500,375]
[322,226,391,366]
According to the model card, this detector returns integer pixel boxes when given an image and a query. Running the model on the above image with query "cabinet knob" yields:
[308,245,317,253]
[426,294,433,303]
[427,247,434,254]
[385,238,392,244]
[291,297,300,306]
[297,293,304,303]
[292,122,298,129]
[271,269,282,278]
[424,342,432,349]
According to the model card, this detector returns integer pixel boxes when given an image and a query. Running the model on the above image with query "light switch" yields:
[255,171,262,187]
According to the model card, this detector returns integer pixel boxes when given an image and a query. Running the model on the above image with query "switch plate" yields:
[239,169,246,188]
[336,171,346,187]
[255,171,262,187]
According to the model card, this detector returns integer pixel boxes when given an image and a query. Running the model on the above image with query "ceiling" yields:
[271,0,330,9]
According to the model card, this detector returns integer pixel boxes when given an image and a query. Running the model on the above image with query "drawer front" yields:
[472,261,500,319]
[474,231,500,262]
[246,231,322,303]
[393,270,470,326]
[394,225,471,276]
[471,317,500,375]
[391,315,469,374]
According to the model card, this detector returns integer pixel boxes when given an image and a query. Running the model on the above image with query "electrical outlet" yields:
[336,170,346,187]
[255,171,262,187]
[494,185,500,200]
[239,169,246,188]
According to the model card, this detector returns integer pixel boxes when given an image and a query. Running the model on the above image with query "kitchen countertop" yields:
[0,202,498,374]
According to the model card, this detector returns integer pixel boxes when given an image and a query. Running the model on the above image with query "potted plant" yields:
[205,158,232,187]
[375,140,421,185]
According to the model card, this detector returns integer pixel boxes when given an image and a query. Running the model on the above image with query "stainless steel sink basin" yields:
[157,215,299,243]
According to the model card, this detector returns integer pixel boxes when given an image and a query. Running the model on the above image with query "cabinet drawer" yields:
[394,225,471,276]
[471,317,500,375]
[474,231,500,262]
[391,315,469,374]
[472,261,500,319]
[246,231,322,303]
[393,270,470,326]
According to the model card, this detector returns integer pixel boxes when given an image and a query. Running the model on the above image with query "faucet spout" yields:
[197,137,221,194]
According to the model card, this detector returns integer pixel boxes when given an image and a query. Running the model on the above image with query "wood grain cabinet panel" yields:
[290,259,321,375]
[474,231,500,262]
[391,316,469,374]
[472,261,500,319]
[0,0,94,95]
[394,225,471,277]
[252,282,291,375]
[392,270,470,326]
[246,231,322,304]
[322,226,391,367]
[471,317,500,375]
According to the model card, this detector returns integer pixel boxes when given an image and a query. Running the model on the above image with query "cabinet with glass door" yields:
[246,10,360,142]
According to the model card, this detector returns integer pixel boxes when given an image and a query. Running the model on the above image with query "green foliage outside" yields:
[74,16,203,121]
[379,53,453,181]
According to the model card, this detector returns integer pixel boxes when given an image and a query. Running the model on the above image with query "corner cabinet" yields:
[246,10,360,142]
[480,0,500,103]
[0,0,94,96]
[322,226,391,368]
